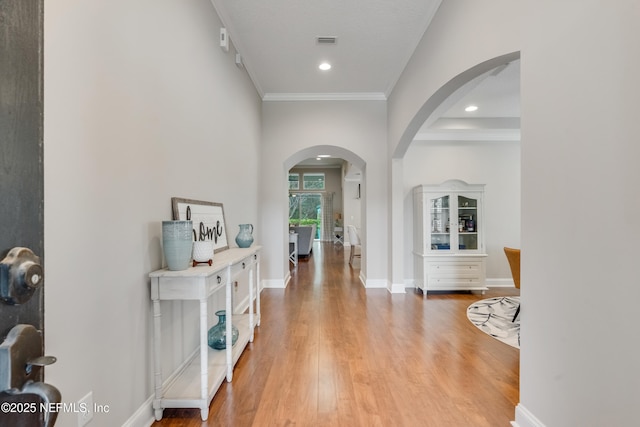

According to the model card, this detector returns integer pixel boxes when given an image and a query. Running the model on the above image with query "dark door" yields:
[0,0,46,425]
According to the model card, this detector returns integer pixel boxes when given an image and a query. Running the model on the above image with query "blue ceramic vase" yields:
[235,224,254,248]
[162,220,193,270]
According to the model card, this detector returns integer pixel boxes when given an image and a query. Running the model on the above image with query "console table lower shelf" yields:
[154,314,251,420]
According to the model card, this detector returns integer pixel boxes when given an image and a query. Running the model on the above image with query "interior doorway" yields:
[284,146,365,272]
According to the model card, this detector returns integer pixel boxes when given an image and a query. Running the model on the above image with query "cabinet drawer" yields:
[231,258,252,278]
[428,277,482,286]
[208,269,228,289]
[427,262,482,276]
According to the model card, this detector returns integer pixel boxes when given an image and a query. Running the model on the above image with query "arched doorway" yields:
[389,52,521,290]
[284,145,366,279]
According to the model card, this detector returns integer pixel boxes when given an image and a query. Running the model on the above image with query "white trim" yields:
[121,396,154,427]
[404,278,514,289]
[364,278,388,289]
[235,293,251,314]
[512,403,547,427]
[390,282,406,293]
[487,278,516,288]
[262,278,288,289]
[125,347,202,426]
[414,129,520,142]
[262,92,387,102]
[404,279,417,289]
[284,271,291,288]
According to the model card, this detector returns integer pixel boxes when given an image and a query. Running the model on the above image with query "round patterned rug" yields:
[467,296,520,349]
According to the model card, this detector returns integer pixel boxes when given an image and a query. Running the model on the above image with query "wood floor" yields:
[154,242,519,426]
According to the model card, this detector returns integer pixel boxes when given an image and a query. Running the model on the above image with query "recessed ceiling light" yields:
[319,62,331,71]
[465,105,478,112]
[317,154,331,158]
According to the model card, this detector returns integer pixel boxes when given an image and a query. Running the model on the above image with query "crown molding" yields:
[414,128,520,142]
[262,92,387,102]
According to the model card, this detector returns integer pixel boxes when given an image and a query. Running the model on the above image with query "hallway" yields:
[155,242,519,426]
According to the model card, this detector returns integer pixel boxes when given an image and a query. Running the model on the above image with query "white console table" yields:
[149,246,261,421]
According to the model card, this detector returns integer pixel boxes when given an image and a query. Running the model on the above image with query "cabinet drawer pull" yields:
[217,275,222,284]
[242,262,246,269]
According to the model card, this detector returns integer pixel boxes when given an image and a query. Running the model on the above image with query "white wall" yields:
[387,0,521,158]
[260,100,388,289]
[518,3,640,426]
[43,1,640,425]
[404,141,520,284]
[391,1,640,426]
[386,0,520,291]
[44,1,261,425]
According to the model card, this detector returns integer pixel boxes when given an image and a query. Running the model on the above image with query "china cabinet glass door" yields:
[430,195,450,250]
[457,195,478,251]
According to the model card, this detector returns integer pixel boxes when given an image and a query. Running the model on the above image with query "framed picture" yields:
[171,197,229,253]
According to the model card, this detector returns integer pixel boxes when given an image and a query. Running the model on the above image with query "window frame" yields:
[302,173,325,190]
[288,173,300,190]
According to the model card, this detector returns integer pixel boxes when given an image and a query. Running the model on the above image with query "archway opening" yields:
[284,145,366,272]
[390,52,521,293]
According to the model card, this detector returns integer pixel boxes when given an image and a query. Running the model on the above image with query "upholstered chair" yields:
[504,247,521,321]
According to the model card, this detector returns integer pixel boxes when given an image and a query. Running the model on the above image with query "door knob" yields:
[0,247,43,305]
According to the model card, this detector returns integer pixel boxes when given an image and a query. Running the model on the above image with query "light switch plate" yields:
[78,391,93,426]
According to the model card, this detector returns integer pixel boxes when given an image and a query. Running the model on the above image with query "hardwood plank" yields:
[153,242,519,426]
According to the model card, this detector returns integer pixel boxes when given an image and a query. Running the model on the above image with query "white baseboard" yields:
[512,403,546,427]
[364,277,388,289]
[487,278,516,288]
[262,278,288,289]
[121,396,154,427]
[364,280,387,289]
[390,282,406,293]
[404,279,417,289]
[123,347,201,427]
[403,278,515,289]
[263,276,515,291]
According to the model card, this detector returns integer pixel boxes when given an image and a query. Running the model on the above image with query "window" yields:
[288,173,299,190]
[303,173,325,190]
[289,193,321,238]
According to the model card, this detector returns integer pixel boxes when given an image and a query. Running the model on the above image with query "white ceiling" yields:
[210,0,442,99]
[416,60,520,142]
[209,0,520,167]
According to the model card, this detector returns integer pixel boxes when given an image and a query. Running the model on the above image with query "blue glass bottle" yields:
[208,310,239,350]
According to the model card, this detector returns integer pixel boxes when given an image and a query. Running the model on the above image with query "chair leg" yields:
[512,304,520,322]
[349,246,354,265]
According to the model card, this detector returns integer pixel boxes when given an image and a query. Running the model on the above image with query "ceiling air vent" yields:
[316,36,337,45]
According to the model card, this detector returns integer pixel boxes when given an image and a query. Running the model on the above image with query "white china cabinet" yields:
[413,180,487,295]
